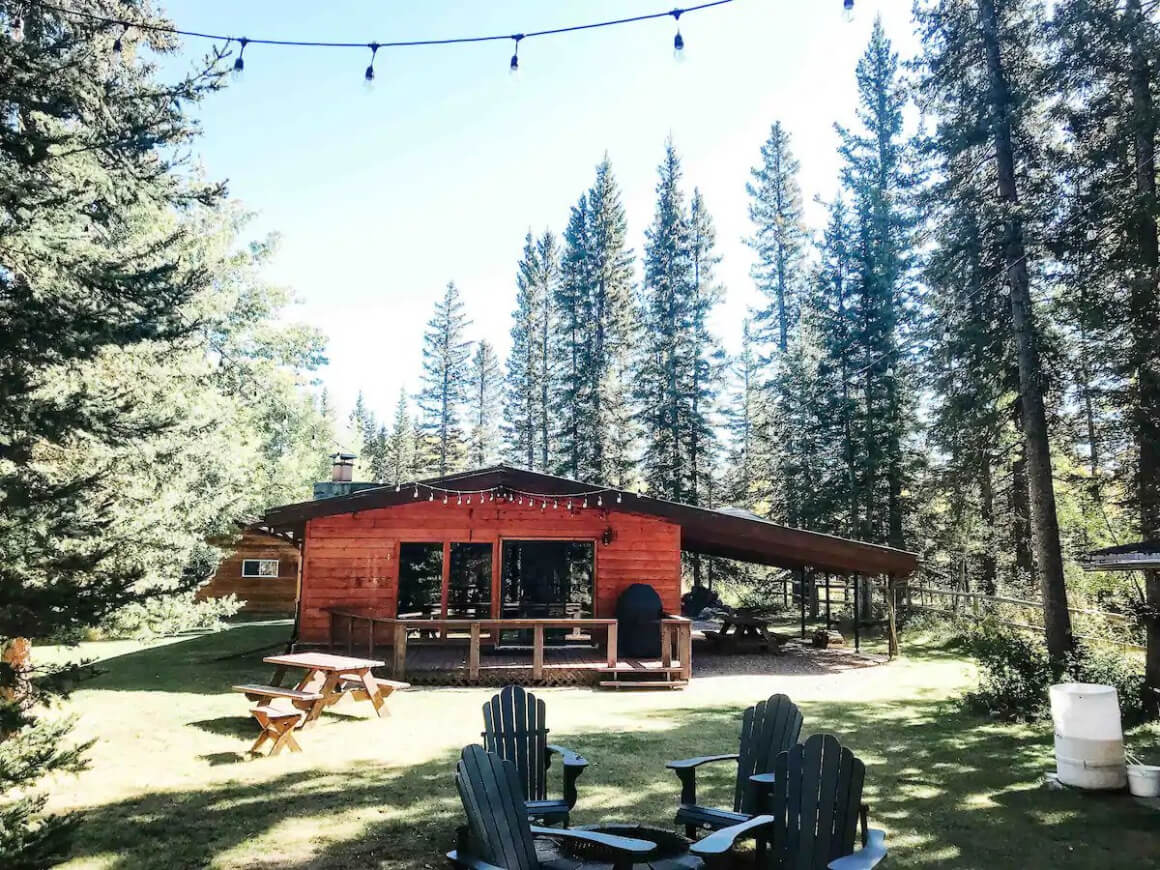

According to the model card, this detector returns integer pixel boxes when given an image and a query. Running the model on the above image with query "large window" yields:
[447,543,492,619]
[500,540,594,644]
[396,543,443,619]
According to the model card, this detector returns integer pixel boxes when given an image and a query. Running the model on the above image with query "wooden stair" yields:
[596,660,688,690]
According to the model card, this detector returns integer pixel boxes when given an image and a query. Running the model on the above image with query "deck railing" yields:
[323,608,692,682]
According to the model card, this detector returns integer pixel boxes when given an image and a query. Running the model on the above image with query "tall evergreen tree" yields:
[417,282,471,477]
[1050,0,1160,707]
[639,140,693,500]
[384,388,414,485]
[837,17,920,550]
[0,5,232,863]
[504,231,557,471]
[468,340,502,468]
[747,122,807,354]
[554,157,636,485]
[915,0,1075,665]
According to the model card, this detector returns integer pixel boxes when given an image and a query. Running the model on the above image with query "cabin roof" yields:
[263,465,918,577]
[1081,539,1160,571]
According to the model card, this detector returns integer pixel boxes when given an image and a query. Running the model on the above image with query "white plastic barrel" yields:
[1050,683,1127,790]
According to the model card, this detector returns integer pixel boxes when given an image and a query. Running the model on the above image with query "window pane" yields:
[447,543,492,619]
[397,543,443,619]
[258,560,279,577]
[500,541,594,645]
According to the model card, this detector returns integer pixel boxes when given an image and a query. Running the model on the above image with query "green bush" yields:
[961,619,1054,720]
[960,619,1148,723]
[100,592,242,641]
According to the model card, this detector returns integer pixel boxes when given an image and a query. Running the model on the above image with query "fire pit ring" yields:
[535,823,702,870]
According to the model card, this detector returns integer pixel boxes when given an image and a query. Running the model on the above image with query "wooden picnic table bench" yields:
[705,612,787,654]
[261,651,409,727]
[248,705,305,756]
[232,684,324,704]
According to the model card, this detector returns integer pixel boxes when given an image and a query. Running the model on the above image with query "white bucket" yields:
[1049,683,1127,790]
[1127,764,1160,798]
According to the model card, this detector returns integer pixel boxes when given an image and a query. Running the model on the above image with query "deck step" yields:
[595,664,686,674]
[599,679,688,690]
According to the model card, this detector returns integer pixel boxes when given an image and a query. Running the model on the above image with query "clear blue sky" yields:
[163,0,919,433]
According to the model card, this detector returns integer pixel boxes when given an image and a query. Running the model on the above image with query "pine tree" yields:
[915,0,1075,664]
[1050,0,1160,707]
[385,388,414,485]
[504,231,557,470]
[723,319,767,510]
[0,4,231,862]
[468,340,502,467]
[639,140,693,500]
[838,17,920,551]
[747,122,807,354]
[417,282,472,477]
[554,156,636,485]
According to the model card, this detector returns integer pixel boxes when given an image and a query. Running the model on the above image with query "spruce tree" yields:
[747,122,807,354]
[915,0,1075,664]
[1050,0,1160,707]
[417,282,471,477]
[639,140,693,500]
[555,157,636,485]
[468,340,502,468]
[385,388,414,485]
[504,231,557,470]
[838,17,920,551]
[0,3,230,863]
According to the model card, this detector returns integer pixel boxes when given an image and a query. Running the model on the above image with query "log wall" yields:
[297,500,681,644]
[197,529,299,613]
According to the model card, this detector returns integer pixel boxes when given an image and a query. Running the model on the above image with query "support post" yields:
[469,621,481,681]
[606,622,618,669]
[393,624,408,680]
[532,624,544,682]
[799,567,807,639]
[824,574,832,629]
[328,611,335,651]
[368,617,375,659]
[347,616,354,655]
[680,621,692,681]
[886,574,899,659]
[853,573,861,653]
[661,623,673,668]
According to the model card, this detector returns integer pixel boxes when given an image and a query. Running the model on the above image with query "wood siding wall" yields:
[297,501,681,644]
[197,530,300,613]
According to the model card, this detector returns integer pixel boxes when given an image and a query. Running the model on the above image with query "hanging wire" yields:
[21,0,735,54]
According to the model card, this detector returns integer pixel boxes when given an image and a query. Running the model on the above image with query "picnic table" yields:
[234,651,408,728]
[704,610,786,653]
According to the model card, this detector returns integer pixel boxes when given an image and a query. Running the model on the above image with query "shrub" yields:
[961,619,1054,720]
[100,592,242,641]
[960,619,1148,723]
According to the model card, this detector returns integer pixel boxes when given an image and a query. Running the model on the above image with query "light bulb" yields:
[843,0,855,22]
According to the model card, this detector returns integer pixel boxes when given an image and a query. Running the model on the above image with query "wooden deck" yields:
[317,610,694,689]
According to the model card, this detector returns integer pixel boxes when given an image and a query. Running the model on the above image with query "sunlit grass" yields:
[37,621,1160,869]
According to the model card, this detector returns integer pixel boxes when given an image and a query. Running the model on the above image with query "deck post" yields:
[679,621,692,681]
[824,574,832,629]
[368,617,375,659]
[393,624,408,680]
[853,573,861,653]
[328,610,335,651]
[469,622,481,681]
[661,623,673,668]
[347,616,354,655]
[532,624,544,681]
[606,622,618,669]
[799,567,807,639]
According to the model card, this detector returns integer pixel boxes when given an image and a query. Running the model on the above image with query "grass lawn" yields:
[39,621,1160,869]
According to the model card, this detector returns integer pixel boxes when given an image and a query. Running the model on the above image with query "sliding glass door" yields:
[396,541,493,621]
[500,540,594,645]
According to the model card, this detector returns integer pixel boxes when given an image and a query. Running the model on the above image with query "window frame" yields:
[241,558,280,578]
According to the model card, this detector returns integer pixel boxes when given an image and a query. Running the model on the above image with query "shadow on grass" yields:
[63,693,1160,869]
[189,715,256,739]
[82,623,293,694]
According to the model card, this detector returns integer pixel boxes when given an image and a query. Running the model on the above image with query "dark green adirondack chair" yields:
[482,685,588,827]
[667,693,803,839]
[690,734,887,870]
[448,744,655,870]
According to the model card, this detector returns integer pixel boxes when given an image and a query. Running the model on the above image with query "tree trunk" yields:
[978,0,1073,666]
[1126,0,1160,715]
[978,452,999,596]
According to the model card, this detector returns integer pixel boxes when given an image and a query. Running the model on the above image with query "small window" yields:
[242,559,279,578]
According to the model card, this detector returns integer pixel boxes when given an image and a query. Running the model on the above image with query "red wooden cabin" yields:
[263,466,917,687]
